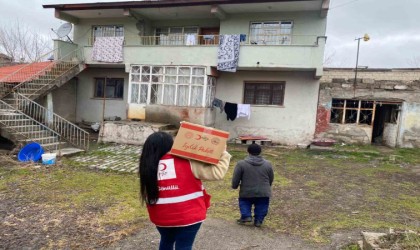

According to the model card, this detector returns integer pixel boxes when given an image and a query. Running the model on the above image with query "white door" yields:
[128,82,148,120]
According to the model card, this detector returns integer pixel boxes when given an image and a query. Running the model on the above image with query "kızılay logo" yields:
[185,131,193,139]
[211,137,220,145]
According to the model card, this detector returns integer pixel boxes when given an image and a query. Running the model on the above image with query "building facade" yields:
[316,68,420,148]
[44,0,329,145]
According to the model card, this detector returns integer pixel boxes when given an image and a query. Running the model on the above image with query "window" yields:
[250,21,293,45]
[155,27,199,45]
[244,82,285,105]
[330,99,375,125]
[94,78,124,99]
[92,25,124,42]
[129,65,215,107]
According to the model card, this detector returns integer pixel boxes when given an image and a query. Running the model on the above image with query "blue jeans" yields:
[156,222,202,250]
[239,197,270,222]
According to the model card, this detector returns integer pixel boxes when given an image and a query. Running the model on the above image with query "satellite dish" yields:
[51,23,73,43]
[56,23,72,38]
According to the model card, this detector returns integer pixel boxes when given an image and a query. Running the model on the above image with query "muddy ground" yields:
[0,144,419,249]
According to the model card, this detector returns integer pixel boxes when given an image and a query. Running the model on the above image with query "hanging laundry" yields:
[217,34,240,72]
[224,102,238,121]
[236,104,251,120]
[212,98,224,113]
[185,34,197,45]
[203,35,215,40]
[92,37,124,63]
[240,34,247,42]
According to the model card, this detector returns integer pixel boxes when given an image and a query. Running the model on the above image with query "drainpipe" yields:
[101,76,107,138]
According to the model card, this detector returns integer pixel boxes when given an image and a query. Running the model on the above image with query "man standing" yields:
[231,143,274,227]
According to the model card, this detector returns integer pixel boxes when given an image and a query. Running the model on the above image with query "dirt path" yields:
[107,218,330,250]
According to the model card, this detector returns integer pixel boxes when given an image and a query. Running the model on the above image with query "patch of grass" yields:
[272,174,292,188]
[0,164,146,227]
[340,243,361,250]
[379,232,420,250]
[395,148,420,165]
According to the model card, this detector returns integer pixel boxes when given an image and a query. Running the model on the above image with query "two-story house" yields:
[40,0,329,146]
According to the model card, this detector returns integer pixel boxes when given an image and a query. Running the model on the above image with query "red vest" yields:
[147,154,211,227]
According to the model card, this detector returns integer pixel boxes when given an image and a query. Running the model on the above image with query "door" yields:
[200,27,220,45]
[127,66,149,120]
[128,82,148,120]
[372,103,401,146]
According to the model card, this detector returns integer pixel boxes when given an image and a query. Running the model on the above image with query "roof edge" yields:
[43,0,315,10]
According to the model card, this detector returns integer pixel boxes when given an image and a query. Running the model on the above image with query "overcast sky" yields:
[0,0,419,68]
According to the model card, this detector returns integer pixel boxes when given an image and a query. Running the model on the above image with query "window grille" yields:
[92,25,124,42]
[250,21,293,45]
[155,27,199,45]
[244,82,285,105]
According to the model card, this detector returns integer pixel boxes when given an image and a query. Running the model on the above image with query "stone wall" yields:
[316,68,420,147]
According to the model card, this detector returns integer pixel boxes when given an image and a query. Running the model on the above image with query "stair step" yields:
[0,119,33,126]
[41,142,67,150]
[6,125,40,129]
[19,130,50,136]
[18,136,58,142]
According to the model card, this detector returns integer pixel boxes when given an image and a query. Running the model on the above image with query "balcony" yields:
[82,34,326,75]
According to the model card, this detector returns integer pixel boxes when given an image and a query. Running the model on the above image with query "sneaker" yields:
[254,221,262,227]
[236,217,252,224]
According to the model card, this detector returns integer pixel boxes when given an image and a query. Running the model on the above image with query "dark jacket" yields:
[231,155,274,198]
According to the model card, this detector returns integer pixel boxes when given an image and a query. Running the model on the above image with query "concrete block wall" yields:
[316,68,420,147]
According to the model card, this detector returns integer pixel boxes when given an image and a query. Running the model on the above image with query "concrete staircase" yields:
[0,48,89,152]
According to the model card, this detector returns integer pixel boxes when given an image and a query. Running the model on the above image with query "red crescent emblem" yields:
[159,163,167,171]
[196,134,202,140]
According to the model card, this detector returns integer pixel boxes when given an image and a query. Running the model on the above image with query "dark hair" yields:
[139,132,174,205]
[247,143,261,156]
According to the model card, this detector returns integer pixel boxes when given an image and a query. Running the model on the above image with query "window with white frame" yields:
[155,27,199,45]
[250,21,293,45]
[92,25,124,43]
[129,65,216,107]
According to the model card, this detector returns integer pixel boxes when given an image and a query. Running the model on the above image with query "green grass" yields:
[0,162,147,226]
[1,144,419,245]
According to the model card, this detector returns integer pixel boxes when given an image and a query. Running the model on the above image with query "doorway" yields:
[200,27,220,45]
[372,103,401,146]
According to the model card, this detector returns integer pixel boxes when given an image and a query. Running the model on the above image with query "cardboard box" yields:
[170,122,229,164]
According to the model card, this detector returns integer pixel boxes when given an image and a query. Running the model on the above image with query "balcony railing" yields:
[88,34,320,47]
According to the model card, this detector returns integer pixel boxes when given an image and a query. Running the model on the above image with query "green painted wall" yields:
[73,11,326,73]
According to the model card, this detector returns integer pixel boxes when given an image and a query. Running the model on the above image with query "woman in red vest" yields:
[139,132,231,250]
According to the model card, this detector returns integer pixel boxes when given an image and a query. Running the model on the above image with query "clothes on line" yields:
[185,34,197,45]
[91,36,124,63]
[240,34,247,42]
[224,102,238,121]
[237,104,251,120]
[212,98,224,113]
[203,35,215,40]
[217,34,240,72]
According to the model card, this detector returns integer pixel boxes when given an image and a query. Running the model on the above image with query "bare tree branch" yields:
[0,20,52,63]
[407,56,420,68]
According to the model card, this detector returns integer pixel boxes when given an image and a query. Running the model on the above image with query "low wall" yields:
[146,105,215,127]
[98,121,169,145]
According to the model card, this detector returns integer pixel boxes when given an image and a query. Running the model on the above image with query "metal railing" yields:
[88,34,320,46]
[0,48,84,99]
[8,93,89,150]
[0,99,62,150]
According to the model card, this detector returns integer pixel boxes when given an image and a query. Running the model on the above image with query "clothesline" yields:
[212,98,251,121]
